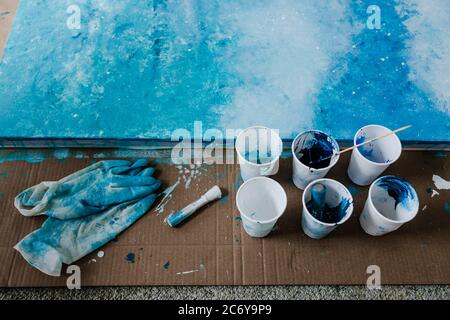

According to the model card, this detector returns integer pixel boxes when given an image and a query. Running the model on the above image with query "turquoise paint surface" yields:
[0,1,449,141]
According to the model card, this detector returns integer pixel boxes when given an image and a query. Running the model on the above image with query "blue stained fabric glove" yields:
[15,159,159,219]
[14,159,161,277]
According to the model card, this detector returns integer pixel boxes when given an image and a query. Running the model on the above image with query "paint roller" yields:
[165,185,222,228]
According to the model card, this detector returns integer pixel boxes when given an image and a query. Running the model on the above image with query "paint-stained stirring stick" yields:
[306,125,412,166]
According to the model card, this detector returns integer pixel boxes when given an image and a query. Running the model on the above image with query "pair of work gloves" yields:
[14,159,161,276]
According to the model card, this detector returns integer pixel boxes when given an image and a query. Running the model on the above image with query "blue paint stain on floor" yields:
[163,261,170,270]
[445,203,450,213]
[347,185,359,197]
[126,252,135,264]
[0,1,449,141]
[433,152,448,158]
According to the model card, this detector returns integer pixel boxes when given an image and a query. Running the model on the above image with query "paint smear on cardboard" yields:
[155,179,180,215]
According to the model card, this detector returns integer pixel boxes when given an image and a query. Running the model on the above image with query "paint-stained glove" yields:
[14,159,161,277]
[15,159,160,219]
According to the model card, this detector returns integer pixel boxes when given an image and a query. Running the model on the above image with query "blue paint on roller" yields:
[376,176,417,211]
[165,210,191,227]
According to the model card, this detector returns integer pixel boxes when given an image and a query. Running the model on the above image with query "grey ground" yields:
[1,285,449,300]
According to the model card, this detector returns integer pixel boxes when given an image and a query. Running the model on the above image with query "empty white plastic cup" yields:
[360,176,419,236]
[301,179,353,239]
[347,125,402,186]
[236,177,287,238]
[292,130,340,190]
[236,126,283,181]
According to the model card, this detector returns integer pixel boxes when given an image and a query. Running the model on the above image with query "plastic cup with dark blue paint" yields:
[348,125,402,186]
[291,130,340,190]
[301,179,354,239]
[360,176,419,236]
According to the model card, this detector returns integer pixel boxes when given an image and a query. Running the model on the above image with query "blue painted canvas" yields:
[0,0,449,141]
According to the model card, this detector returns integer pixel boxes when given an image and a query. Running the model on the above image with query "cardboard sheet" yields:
[0,149,448,287]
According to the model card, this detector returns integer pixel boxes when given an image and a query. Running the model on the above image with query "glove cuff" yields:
[14,234,63,277]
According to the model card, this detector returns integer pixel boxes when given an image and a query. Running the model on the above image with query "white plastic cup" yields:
[292,130,340,190]
[236,177,287,238]
[347,125,402,186]
[360,176,419,236]
[301,179,353,239]
[236,126,283,181]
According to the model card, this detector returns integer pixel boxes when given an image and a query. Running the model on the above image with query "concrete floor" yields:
[1,285,450,300]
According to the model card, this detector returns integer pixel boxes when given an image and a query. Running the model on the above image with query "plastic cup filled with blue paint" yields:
[348,125,402,186]
[360,176,419,236]
[291,130,340,190]
[301,179,353,239]
[236,177,287,238]
[235,126,283,181]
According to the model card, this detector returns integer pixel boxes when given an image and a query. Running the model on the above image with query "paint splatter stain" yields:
[126,253,135,264]
[433,152,447,158]
[234,216,242,222]
[219,195,229,204]
[445,203,450,213]
[347,185,358,197]
[163,261,170,270]
[97,250,105,258]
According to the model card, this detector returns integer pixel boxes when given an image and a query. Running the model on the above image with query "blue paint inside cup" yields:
[375,176,417,211]
[294,131,338,169]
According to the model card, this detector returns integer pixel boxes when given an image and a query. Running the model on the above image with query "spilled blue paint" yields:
[347,185,359,197]
[433,152,448,158]
[234,175,244,190]
[293,131,338,169]
[376,176,417,211]
[219,195,229,204]
[444,202,450,213]
[126,253,136,264]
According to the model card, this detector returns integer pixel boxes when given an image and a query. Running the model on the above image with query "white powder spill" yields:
[396,0,450,113]
[155,179,180,214]
[422,205,427,211]
[431,190,440,198]
[178,164,205,189]
[432,175,450,190]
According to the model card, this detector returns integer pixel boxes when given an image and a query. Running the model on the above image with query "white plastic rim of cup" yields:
[291,130,340,190]
[236,177,287,238]
[301,178,353,239]
[347,125,402,186]
[235,126,283,181]
[360,176,419,236]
